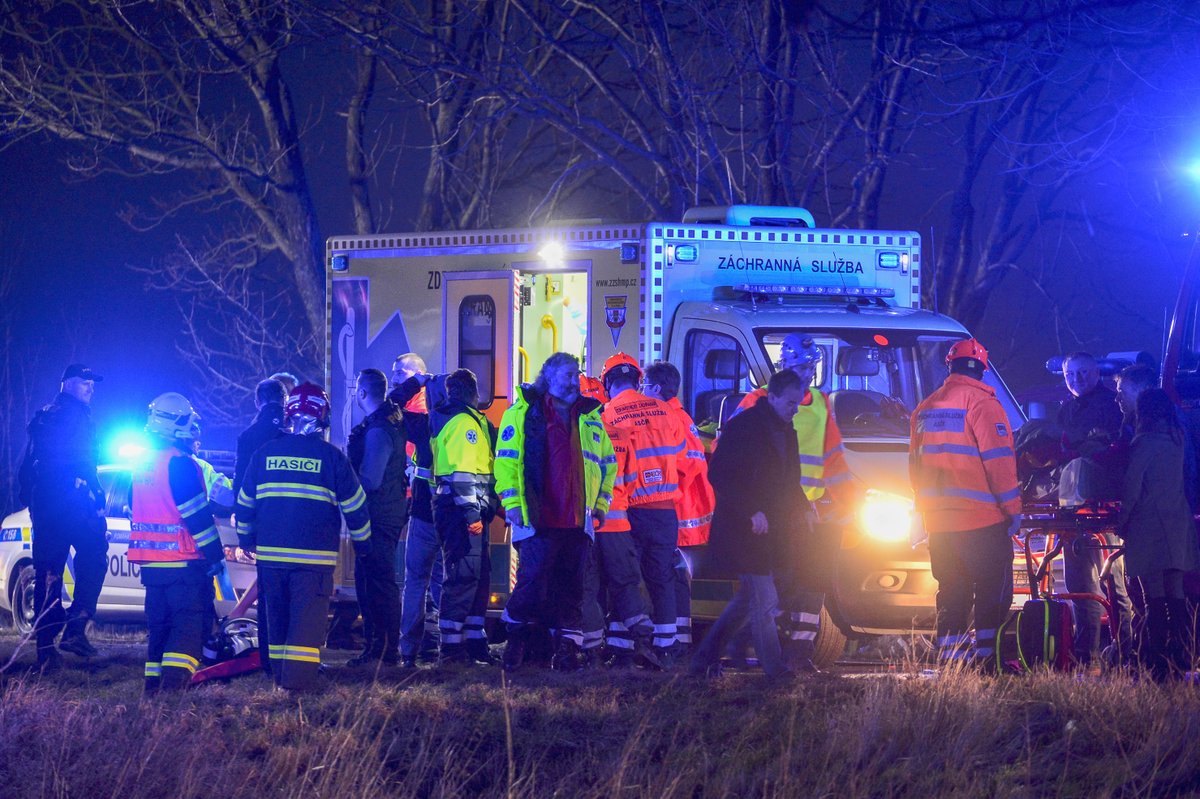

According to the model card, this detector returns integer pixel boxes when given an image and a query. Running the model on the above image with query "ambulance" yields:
[324,205,1025,663]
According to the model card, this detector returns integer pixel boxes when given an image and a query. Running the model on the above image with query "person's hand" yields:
[206,560,227,580]
[468,520,484,535]
[1006,514,1023,537]
[505,507,523,526]
[751,511,769,535]
[592,508,606,528]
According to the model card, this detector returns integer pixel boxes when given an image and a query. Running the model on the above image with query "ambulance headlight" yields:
[859,489,913,543]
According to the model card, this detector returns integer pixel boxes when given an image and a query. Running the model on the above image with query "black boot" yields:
[1166,598,1193,675]
[502,626,528,672]
[58,616,98,658]
[1145,598,1171,683]
[551,637,582,672]
[468,638,499,665]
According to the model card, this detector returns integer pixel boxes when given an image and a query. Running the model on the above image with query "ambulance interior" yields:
[683,329,1023,437]
[513,268,590,386]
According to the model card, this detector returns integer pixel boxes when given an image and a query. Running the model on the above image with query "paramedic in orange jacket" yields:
[641,360,714,655]
[601,353,695,659]
[909,338,1022,667]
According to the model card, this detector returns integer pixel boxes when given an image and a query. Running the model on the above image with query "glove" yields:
[206,560,227,580]
[467,520,484,536]
[505,507,524,526]
[354,538,373,558]
[1007,514,1023,538]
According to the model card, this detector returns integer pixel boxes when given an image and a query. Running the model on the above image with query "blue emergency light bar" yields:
[736,283,895,298]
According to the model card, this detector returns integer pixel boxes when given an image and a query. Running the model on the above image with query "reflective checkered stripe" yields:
[606,621,634,651]
[675,616,693,645]
[582,628,605,651]
[161,652,200,675]
[974,627,997,660]
[465,615,486,641]
[269,644,321,664]
[937,633,972,661]
[653,622,677,649]
[439,618,465,645]
[144,662,163,678]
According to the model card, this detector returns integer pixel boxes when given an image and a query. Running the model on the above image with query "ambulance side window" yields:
[684,329,747,425]
[458,295,496,409]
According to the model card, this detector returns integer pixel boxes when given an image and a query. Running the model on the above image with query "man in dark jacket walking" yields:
[688,369,809,680]
[22,364,110,668]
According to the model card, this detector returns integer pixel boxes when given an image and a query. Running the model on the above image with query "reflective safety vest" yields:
[130,448,205,565]
[795,390,828,502]
[602,391,689,508]
[667,398,714,545]
[494,385,615,528]
[597,427,633,533]
[909,373,1021,534]
[432,407,494,517]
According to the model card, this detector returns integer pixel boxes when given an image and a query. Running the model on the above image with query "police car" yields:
[0,464,257,632]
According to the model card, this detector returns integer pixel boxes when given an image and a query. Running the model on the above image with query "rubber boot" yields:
[502,626,527,673]
[1167,598,1193,675]
[1145,598,1171,683]
[550,637,582,672]
[632,629,664,671]
[468,637,499,665]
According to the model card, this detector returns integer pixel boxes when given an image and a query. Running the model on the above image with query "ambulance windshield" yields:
[758,330,1024,439]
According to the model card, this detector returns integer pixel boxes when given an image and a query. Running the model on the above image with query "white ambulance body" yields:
[324,206,1024,660]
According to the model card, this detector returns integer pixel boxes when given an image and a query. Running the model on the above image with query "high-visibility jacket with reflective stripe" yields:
[667,398,714,546]
[432,405,495,525]
[733,386,857,506]
[235,433,372,570]
[909,374,1021,533]
[130,445,223,568]
[597,427,633,533]
[602,390,692,508]
[494,385,615,528]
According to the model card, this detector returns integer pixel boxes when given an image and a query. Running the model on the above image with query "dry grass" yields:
[0,630,1197,798]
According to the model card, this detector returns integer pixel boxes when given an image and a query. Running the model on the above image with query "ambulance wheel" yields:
[812,606,847,668]
[10,564,35,635]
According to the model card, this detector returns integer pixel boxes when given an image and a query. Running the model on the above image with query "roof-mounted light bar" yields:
[735,283,895,298]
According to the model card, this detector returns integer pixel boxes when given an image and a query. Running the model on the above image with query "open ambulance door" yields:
[442,271,516,427]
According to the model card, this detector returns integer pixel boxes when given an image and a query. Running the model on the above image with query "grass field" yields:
[0,628,1198,798]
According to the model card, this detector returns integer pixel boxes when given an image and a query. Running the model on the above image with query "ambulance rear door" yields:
[442,271,517,428]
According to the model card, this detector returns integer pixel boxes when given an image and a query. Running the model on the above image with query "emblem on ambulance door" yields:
[604,295,628,347]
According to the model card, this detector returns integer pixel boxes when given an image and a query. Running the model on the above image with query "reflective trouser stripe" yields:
[465,615,486,641]
[439,618,465,645]
[582,629,604,651]
[653,623,677,649]
[607,621,634,650]
[675,616,692,644]
[937,633,972,660]
[162,651,199,674]
[144,662,163,678]
[268,644,322,663]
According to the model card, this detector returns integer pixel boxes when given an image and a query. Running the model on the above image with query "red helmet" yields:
[579,374,608,403]
[601,352,642,389]
[945,338,989,370]
[285,382,330,427]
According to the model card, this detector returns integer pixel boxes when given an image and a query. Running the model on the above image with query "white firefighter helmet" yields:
[778,334,823,371]
[145,392,201,444]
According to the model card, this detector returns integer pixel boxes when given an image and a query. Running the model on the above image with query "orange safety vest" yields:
[129,448,204,564]
[909,374,1021,534]
[602,390,689,508]
[597,427,633,533]
[667,398,714,546]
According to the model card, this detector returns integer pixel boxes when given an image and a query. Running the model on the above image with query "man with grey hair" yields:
[494,352,616,672]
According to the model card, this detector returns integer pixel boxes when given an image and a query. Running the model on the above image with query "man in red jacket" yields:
[909,338,1021,668]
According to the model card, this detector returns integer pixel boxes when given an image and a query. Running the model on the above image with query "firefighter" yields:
[909,338,1021,667]
[601,352,694,660]
[346,368,408,667]
[129,393,226,692]
[495,352,616,672]
[431,368,497,664]
[641,361,714,657]
[236,383,373,690]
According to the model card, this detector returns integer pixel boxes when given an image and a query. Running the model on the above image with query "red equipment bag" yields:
[191,650,262,685]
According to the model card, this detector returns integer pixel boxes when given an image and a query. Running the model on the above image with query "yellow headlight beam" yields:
[858,489,914,543]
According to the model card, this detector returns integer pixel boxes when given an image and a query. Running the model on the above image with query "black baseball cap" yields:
[62,364,103,382]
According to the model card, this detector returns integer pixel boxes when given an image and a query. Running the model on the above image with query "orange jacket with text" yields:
[602,390,693,510]
[908,373,1021,534]
[732,386,857,507]
[597,427,633,533]
[667,398,714,545]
